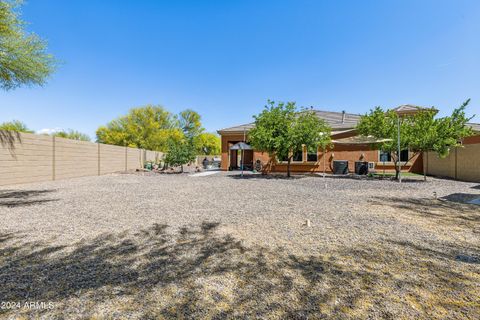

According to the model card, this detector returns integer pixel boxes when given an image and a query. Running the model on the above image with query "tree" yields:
[194,132,221,155]
[0,120,33,132]
[53,129,90,141]
[357,101,474,181]
[356,107,411,180]
[0,0,55,90]
[407,100,473,180]
[249,100,332,177]
[96,106,208,153]
[96,105,176,150]
[164,138,196,173]
[177,109,204,139]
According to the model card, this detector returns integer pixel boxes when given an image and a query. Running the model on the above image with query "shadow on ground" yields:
[0,221,478,319]
[370,195,480,225]
[0,189,58,208]
[228,173,306,180]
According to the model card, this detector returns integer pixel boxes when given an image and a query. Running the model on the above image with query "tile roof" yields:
[468,122,480,132]
[217,108,480,134]
[217,110,361,134]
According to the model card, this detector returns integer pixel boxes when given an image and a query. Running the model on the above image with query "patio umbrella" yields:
[230,142,253,176]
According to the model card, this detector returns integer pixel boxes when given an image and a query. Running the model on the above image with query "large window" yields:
[306,146,318,162]
[379,150,409,162]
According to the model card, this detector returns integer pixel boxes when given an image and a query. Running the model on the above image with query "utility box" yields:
[355,161,369,175]
[333,160,349,174]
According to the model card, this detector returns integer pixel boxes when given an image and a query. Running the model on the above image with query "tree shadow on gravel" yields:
[441,192,480,204]
[0,189,58,208]
[370,196,480,224]
[0,222,478,319]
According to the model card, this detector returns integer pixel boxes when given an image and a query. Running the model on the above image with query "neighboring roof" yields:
[468,123,480,132]
[391,104,439,115]
[217,110,361,134]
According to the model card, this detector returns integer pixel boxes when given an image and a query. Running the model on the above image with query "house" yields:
[217,107,479,175]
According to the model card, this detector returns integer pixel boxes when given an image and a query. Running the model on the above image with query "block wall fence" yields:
[0,131,163,186]
[425,142,480,183]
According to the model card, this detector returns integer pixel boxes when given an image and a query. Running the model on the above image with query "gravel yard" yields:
[0,172,479,319]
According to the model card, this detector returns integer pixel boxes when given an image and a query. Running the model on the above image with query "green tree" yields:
[356,107,410,180]
[249,100,332,177]
[54,129,90,141]
[357,101,474,181]
[164,138,196,172]
[0,0,56,90]
[96,105,176,150]
[194,132,221,155]
[0,120,33,132]
[177,109,204,139]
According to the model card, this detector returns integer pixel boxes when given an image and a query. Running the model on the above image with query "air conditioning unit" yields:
[368,162,375,170]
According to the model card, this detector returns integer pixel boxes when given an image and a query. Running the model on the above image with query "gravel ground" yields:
[0,172,479,319]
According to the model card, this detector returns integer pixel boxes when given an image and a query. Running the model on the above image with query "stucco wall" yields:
[220,132,421,173]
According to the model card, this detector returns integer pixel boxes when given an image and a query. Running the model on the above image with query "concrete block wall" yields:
[426,142,480,182]
[0,132,53,185]
[0,131,161,186]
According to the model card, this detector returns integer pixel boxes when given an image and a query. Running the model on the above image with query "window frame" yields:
[306,145,319,163]
[291,148,304,163]
[277,146,305,163]
[378,149,411,164]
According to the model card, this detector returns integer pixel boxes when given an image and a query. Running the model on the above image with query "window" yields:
[306,146,318,162]
[292,149,303,162]
[278,149,304,162]
[379,150,391,162]
[379,150,409,162]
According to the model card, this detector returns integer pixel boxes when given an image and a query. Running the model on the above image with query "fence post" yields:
[52,136,56,181]
[125,146,128,172]
[97,143,101,176]
[454,147,458,180]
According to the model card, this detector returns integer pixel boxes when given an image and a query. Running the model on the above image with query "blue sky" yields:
[1,0,479,138]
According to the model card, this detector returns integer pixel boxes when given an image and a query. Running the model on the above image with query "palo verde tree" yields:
[0,0,56,90]
[249,100,332,177]
[0,120,33,133]
[53,129,90,141]
[96,105,208,157]
[193,132,221,155]
[96,105,180,150]
[357,100,474,181]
